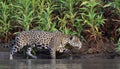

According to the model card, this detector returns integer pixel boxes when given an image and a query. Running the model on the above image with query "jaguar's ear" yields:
[69,36,73,40]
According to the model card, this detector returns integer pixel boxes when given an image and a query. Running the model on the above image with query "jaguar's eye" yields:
[69,36,73,40]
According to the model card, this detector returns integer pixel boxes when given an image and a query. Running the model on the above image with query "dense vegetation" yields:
[0,0,120,54]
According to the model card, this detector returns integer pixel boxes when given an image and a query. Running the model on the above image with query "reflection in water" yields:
[0,59,120,69]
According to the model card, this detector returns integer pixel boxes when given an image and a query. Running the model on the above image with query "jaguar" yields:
[10,30,82,60]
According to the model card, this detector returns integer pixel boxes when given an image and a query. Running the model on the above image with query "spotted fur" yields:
[10,30,82,60]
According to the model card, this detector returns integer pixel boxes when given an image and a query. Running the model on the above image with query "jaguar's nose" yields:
[77,42,82,49]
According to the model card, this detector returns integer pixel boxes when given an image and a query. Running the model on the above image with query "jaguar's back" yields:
[15,30,56,48]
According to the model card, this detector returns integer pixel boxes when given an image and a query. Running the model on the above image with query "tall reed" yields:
[34,0,57,32]
[56,0,83,36]
[13,0,35,31]
[80,0,105,36]
[0,0,119,45]
[0,2,12,37]
[112,0,120,16]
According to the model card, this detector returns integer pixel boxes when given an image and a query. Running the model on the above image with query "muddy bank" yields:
[0,43,119,59]
[0,51,120,60]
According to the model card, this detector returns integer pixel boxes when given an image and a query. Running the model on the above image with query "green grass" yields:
[13,0,35,31]
[0,0,106,36]
[116,38,120,51]
[34,0,57,32]
[0,0,120,50]
[80,0,105,36]
[0,2,12,37]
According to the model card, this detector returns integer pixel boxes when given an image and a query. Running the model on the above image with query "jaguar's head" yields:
[68,36,82,49]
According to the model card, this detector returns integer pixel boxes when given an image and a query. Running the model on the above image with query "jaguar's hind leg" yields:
[26,47,37,59]
[10,45,19,60]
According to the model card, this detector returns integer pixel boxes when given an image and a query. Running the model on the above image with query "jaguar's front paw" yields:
[10,54,13,60]
[32,56,37,59]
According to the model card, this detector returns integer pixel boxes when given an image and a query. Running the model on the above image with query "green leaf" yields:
[81,1,88,6]
[103,3,112,8]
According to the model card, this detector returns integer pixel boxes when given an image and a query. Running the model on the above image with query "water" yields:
[0,59,120,69]
[0,52,120,69]
[0,54,120,69]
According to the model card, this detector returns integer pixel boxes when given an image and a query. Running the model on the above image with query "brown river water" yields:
[0,52,120,69]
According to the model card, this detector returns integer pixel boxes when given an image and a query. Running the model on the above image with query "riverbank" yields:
[0,42,120,60]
